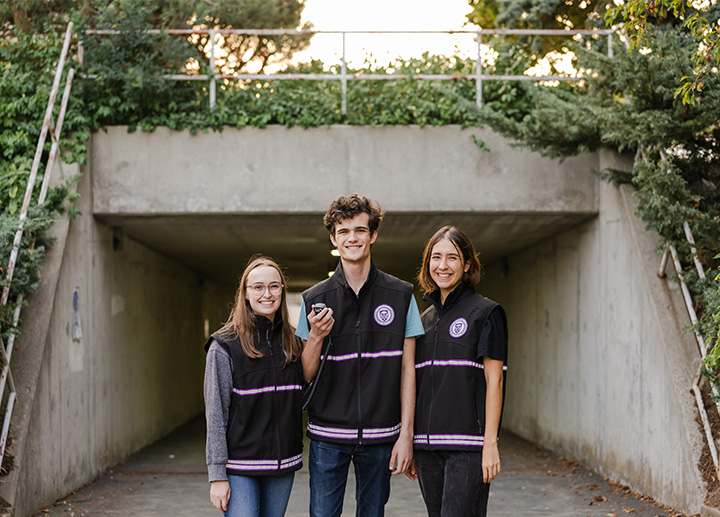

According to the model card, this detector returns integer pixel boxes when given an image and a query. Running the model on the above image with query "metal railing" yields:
[0,22,76,468]
[658,222,720,480]
[80,28,614,111]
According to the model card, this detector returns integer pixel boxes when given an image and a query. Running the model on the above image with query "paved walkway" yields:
[34,416,686,516]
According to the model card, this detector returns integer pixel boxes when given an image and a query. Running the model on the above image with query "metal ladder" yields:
[0,22,76,469]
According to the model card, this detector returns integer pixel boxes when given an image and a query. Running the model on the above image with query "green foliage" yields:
[477,21,720,392]
[182,0,312,74]
[0,0,74,34]
[705,257,720,383]
[74,51,494,131]
[607,0,720,103]
[467,0,609,62]
[0,31,84,341]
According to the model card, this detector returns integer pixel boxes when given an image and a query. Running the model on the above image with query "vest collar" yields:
[254,311,283,331]
[332,260,378,296]
[423,282,475,310]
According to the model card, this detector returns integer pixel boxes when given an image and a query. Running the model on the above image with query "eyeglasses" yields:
[246,283,283,295]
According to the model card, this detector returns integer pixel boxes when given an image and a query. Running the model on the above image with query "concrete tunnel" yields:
[2,125,707,515]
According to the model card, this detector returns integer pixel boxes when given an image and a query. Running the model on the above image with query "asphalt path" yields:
[34,416,686,517]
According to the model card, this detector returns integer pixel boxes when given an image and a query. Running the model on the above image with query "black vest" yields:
[414,283,508,451]
[207,316,304,476]
[302,262,414,444]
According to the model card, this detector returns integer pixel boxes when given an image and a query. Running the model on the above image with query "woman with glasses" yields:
[409,226,508,517]
[204,256,303,517]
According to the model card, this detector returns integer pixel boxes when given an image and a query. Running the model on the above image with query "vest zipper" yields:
[267,326,282,472]
[426,313,440,448]
[356,317,363,443]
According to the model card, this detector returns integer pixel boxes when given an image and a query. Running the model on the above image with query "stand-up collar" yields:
[255,311,283,331]
[423,282,475,310]
[332,260,378,296]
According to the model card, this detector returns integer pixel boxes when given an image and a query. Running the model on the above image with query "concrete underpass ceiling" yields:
[98,211,597,291]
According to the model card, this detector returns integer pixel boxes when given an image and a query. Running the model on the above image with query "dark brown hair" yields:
[220,256,301,366]
[418,226,483,294]
[323,193,385,235]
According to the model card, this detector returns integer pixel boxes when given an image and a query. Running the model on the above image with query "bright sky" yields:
[292,0,481,67]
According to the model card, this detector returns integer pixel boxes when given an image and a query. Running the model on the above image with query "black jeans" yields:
[414,449,490,517]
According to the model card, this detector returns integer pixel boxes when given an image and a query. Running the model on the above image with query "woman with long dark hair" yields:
[204,256,303,517]
[409,226,508,517]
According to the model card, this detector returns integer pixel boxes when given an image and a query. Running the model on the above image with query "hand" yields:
[405,457,418,481]
[389,433,413,475]
[482,442,501,483]
[210,480,231,511]
[308,306,334,340]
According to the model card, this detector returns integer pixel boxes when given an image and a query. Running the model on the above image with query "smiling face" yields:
[329,212,377,266]
[429,237,470,302]
[245,265,283,321]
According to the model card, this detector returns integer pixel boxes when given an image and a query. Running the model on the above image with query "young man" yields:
[296,194,424,517]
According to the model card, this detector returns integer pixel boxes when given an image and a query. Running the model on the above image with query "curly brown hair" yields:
[323,193,385,235]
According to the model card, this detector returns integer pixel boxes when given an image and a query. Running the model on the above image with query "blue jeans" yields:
[414,450,490,517]
[224,472,295,517]
[308,440,393,517]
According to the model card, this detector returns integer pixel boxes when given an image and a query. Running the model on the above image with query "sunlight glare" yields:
[294,0,481,67]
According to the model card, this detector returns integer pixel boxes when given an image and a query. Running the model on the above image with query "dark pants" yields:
[414,450,490,517]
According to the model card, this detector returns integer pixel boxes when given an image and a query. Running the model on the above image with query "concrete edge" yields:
[616,181,706,512]
[0,215,71,516]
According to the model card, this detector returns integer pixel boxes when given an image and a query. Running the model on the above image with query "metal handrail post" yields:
[669,245,707,357]
[0,381,16,466]
[0,295,22,407]
[476,32,483,109]
[40,68,75,204]
[683,220,706,280]
[658,247,670,278]
[1,22,73,306]
[341,32,347,115]
[209,30,217,109]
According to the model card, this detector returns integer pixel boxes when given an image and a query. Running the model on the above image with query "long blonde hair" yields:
[220,256,301,366]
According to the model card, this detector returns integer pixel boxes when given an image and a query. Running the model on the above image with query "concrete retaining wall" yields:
[10,166,233,516]
[479,150,705,513]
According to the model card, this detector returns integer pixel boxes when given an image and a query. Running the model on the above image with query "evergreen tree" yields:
[475,5,720,389]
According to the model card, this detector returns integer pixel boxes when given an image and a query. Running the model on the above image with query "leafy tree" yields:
[607,0,720,103]
[76,0,311,75]
[2,0,311,74]
[0,0,74,33]
[467,0,609,60]
[477,14,720,391]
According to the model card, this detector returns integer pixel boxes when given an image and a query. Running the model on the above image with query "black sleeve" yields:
[476,305,508,362]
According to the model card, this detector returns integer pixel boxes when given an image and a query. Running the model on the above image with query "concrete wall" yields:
[91,125,598,215]
[479,150,705,513]
[11,164,232,517]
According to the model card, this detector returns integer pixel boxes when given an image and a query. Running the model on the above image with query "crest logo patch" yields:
[374,304,395,326]
[449,317,468,338]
